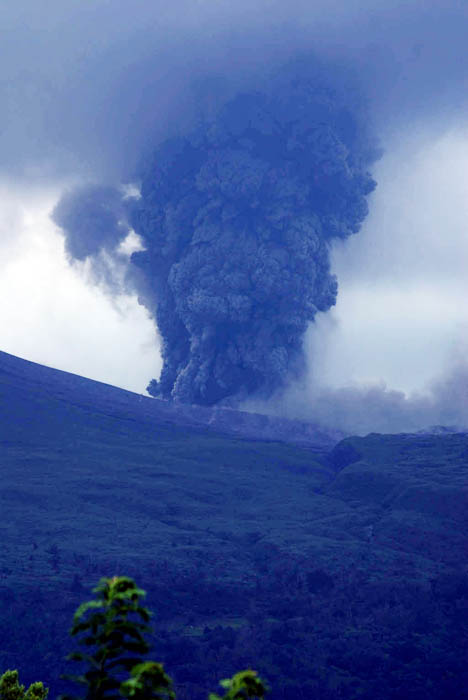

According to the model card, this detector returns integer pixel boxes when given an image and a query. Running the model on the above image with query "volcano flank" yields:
[0,349,467,699]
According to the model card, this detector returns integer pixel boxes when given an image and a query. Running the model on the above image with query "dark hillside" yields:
[0,350,467,699]
[0,349,343,449]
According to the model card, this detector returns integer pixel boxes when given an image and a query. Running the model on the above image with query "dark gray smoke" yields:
[134,79,378,404]
[53,185,130,262]
[247,360,468,436]
[52,184,134,293]
[55,64,379,405]
[3,0,468,428]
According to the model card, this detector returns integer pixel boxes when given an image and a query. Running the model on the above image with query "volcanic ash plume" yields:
[131,77,378,405]
[52,184,134,292]
[55,73,379,406]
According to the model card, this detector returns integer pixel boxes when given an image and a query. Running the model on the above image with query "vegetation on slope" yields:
[1,351,467,698]
[0,576,267,700]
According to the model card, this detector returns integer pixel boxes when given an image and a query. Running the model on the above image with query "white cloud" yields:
[0,183,161,393]
[306,126,468,395]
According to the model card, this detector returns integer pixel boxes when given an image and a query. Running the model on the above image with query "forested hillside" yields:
[0,351,467,699]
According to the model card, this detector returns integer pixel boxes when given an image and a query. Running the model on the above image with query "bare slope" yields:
[0,349,343,450]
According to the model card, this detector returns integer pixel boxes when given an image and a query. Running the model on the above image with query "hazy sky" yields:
[309,125,468,394]
[1,0,467,416]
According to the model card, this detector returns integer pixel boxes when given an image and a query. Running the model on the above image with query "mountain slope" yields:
[0,350,467,699]
[0,349,343,450]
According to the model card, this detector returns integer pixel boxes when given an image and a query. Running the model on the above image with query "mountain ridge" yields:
[0,349,344,450]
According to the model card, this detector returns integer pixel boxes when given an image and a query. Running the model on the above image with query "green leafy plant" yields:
[208,670,267,699]
[0,669,48,700]
[119,662,175,700]
[1,575,268,700]
[58,575,160,700]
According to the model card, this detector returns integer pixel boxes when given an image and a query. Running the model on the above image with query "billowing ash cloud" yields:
[248,361,468,436]
[134,78,378,404]
[55,64,379,405]
[53,185,130,261]
[6,0,467,425]
[52,184,135,293]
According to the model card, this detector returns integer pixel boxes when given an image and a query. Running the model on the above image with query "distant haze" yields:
[1,1,467,432]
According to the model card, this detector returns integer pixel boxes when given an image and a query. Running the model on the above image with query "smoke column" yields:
[54,61,379,406]
[2,1,468,428]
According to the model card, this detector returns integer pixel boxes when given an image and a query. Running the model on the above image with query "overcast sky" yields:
[1,1,467,421]
[308,124,468,394]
